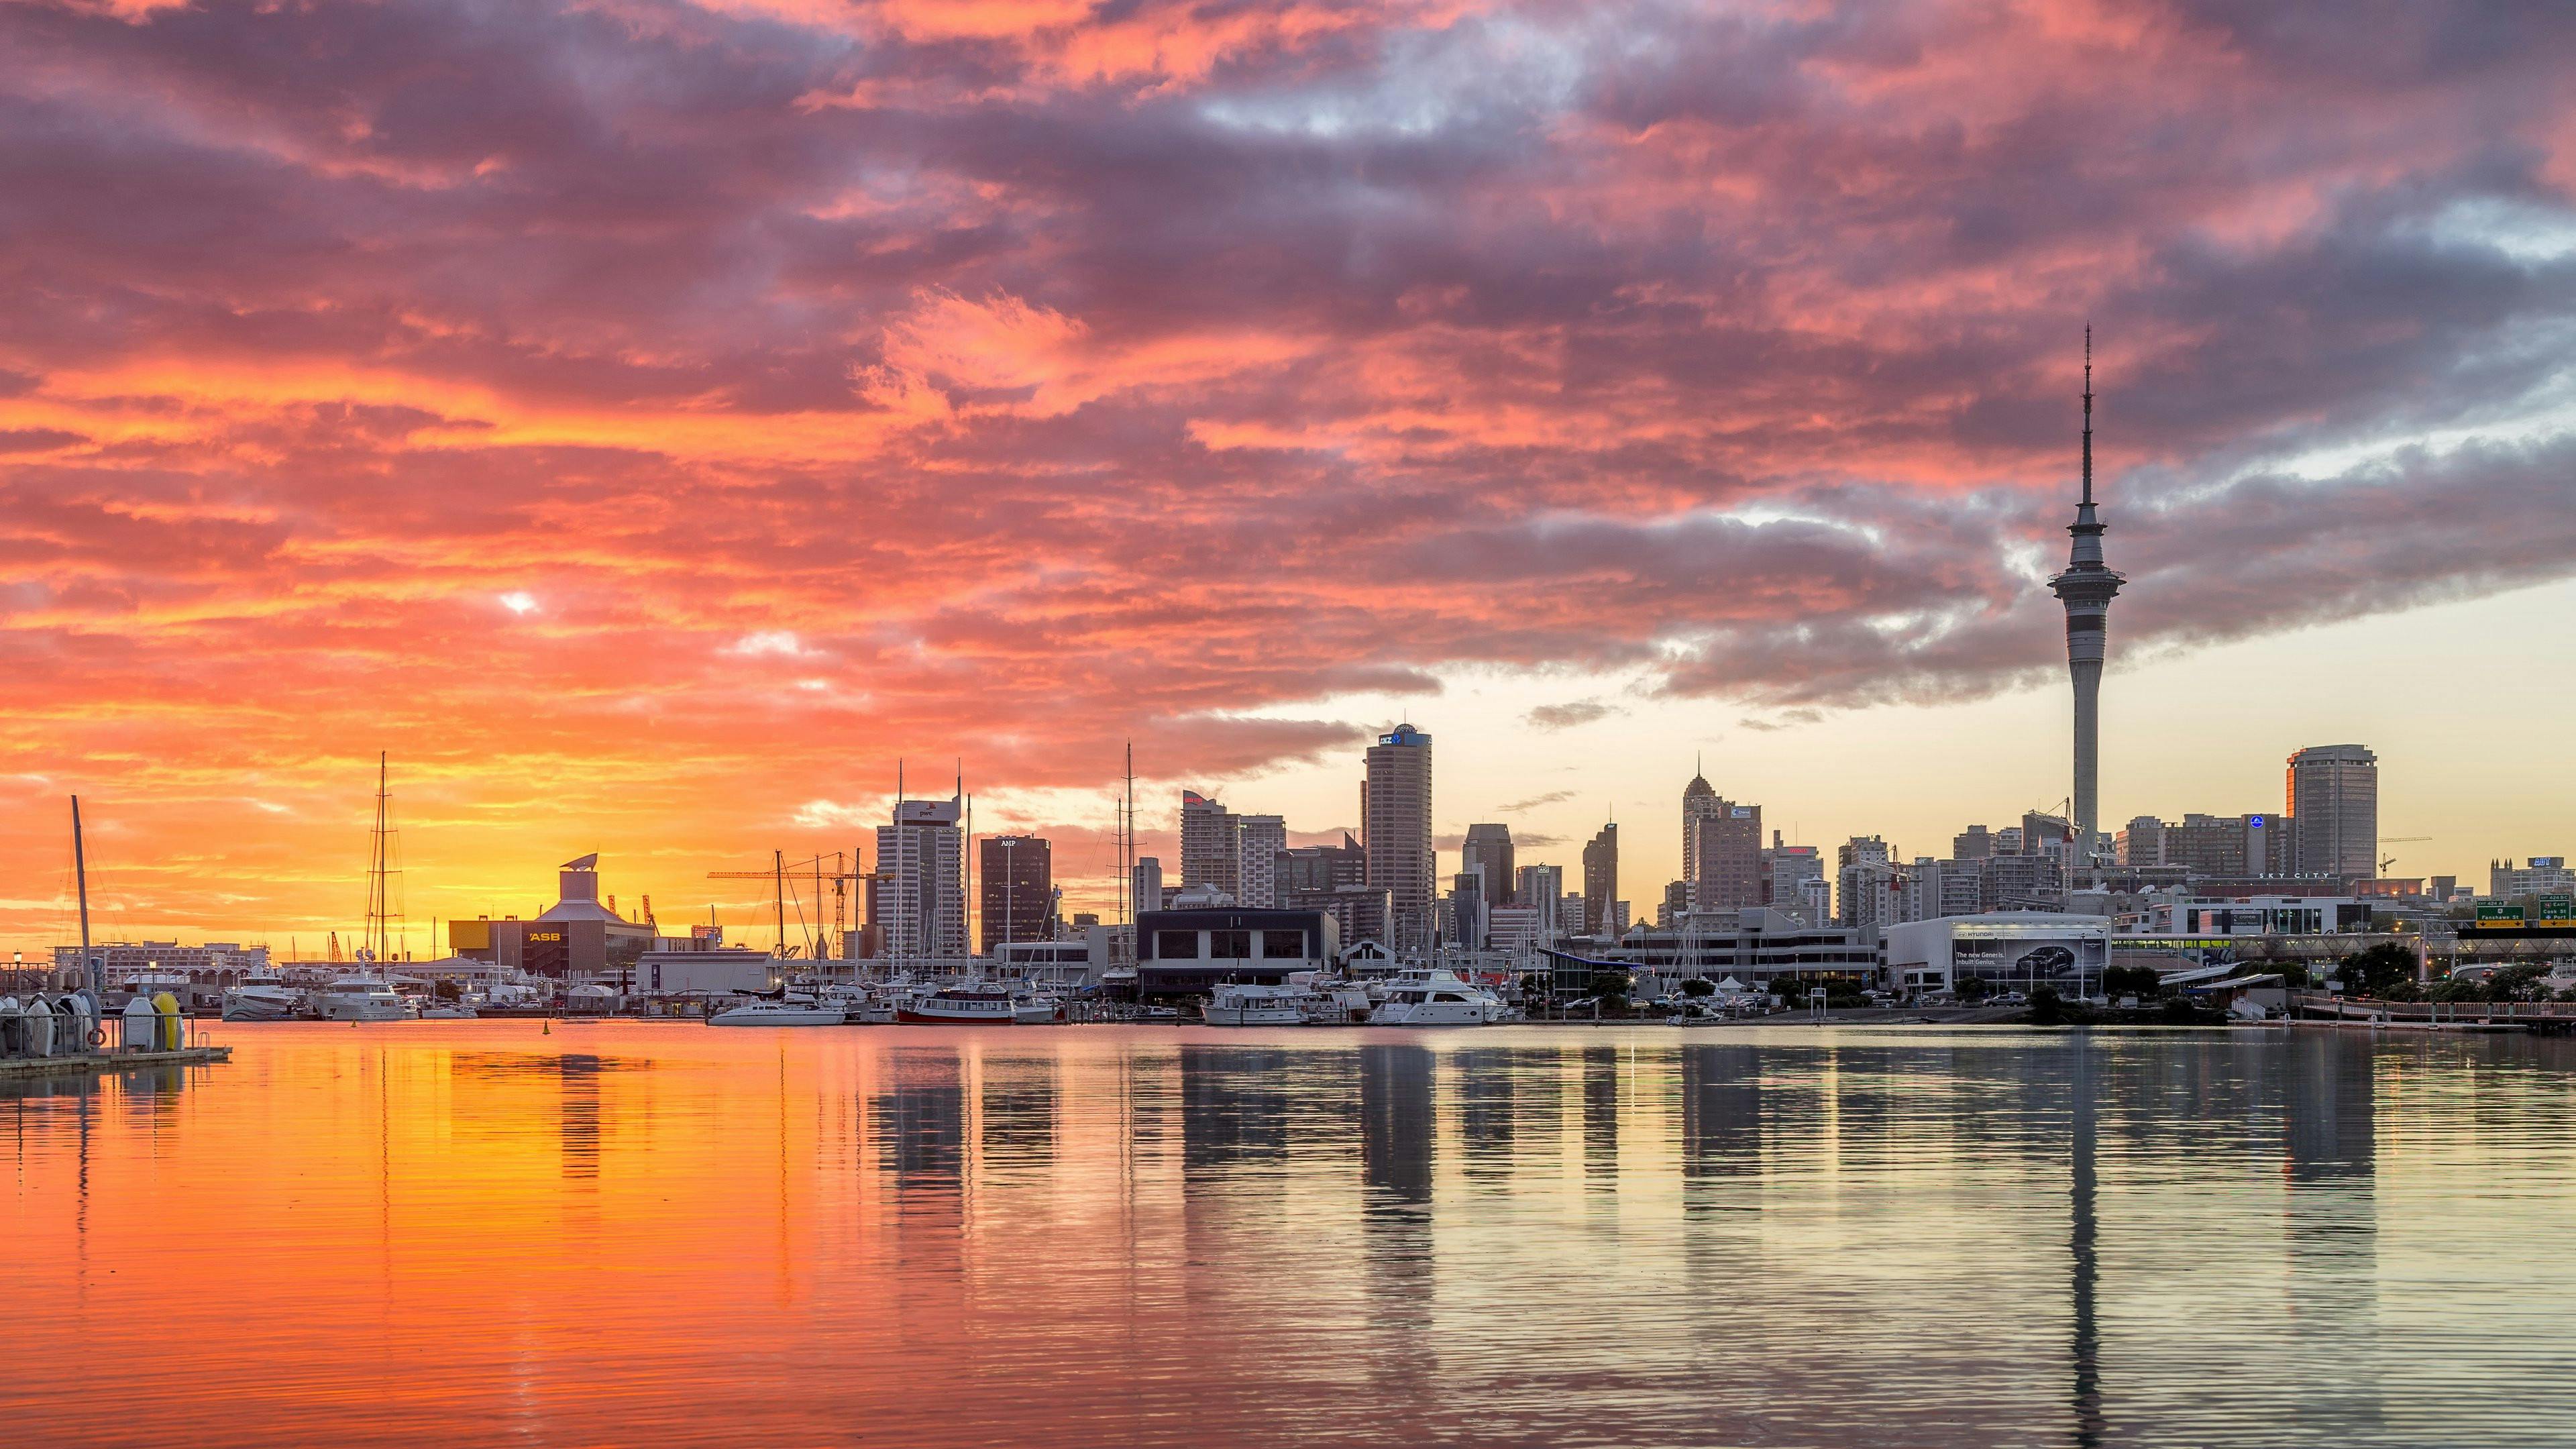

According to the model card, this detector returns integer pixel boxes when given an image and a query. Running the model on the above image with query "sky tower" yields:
[2049,329,2124,851]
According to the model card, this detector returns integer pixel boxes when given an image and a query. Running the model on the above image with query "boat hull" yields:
[1204,1006,1304,1026]
[708,1008,846,1026]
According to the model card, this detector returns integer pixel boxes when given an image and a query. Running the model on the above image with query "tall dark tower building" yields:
[2048,329,2124,851]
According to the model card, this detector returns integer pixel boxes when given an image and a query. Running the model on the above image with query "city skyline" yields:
[7,2,2576,952]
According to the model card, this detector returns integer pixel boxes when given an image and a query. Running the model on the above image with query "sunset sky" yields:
[5,1,2575,955]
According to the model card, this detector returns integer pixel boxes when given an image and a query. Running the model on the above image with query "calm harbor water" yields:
[7,1023,2576,1447]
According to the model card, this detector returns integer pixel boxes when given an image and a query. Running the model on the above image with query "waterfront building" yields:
[978,834,1053,952]
[451,854,659,979]
[1582,821,1619,936]
[878,799,968,961]
[1461,823,1515,908]
[1589,908,1882,996]
[1236,814,1286,908]
[51,940,272,983]
[2047,331,2124,849]
[1134,904,1338,997]
[1181,790,1242,899]
[1362,724,1437,954]
[1885,913,2111,996]
[2286,745,2378,879]
[633,945,782,996]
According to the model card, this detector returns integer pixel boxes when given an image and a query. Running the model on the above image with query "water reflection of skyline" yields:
[3,1026,2571,1447]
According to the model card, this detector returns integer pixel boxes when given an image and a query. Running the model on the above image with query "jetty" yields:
[0,1045,231,1081]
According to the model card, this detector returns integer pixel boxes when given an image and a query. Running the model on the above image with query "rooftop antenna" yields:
[2080,323,2094,507]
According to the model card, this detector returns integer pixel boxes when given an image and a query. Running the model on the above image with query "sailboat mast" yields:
[370,751,391,970]
[72,795,96,995]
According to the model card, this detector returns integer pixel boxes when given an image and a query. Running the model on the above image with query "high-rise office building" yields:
[1450,871,1489,950]
[1280,833,1367,895]
[1363,724,1436,953]
[877,796,967,960]
[1236,814,1286,908]
[1582,821,1619,936]
[1762,834,1825,921]
[1461,823,1515,908]
[2116,816,2167,867]
[1181,790,1241,900]
[1682,769,1722,886]
[978,835,1052,951]
[2048,331,2123,849]
[1952,824,1996,861]
[2287,745,2378,879]
[1515,863,1565,935]
[1131,856,1164,922]
[1836,835,1896,930]
[1690,798,1762,912]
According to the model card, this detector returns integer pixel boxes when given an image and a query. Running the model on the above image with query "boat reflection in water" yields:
[2,1024,2573,1447]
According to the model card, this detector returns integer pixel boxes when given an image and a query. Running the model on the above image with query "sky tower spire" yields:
[2049,327,2123,853]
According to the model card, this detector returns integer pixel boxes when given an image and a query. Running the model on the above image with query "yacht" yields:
[709,995,846,1026]
[898,987,1022,1024]
[1368,969,1509,1026]
[314,977,410,1022]
[1203,983,1309,1026]
[1012,997,1065,1025]
[221,969,305,1022]
[1292,977,1374,1026]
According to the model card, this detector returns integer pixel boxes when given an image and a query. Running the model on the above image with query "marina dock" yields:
[0,1045,231,1081]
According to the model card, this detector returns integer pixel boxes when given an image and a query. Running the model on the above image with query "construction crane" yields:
[707,851,868,959]
[2379,836,2432,874]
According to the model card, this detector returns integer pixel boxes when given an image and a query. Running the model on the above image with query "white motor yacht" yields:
[898,987,1021,1024]
[1368,969,1509,1026]
[221,969,305,1022]
[1203,983,1309,1026]
[313,977,410,1022]
[1012,998,1065,1025]
[709,995,846,1026]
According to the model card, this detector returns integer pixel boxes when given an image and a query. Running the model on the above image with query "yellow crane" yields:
[2378,836,2432,874]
